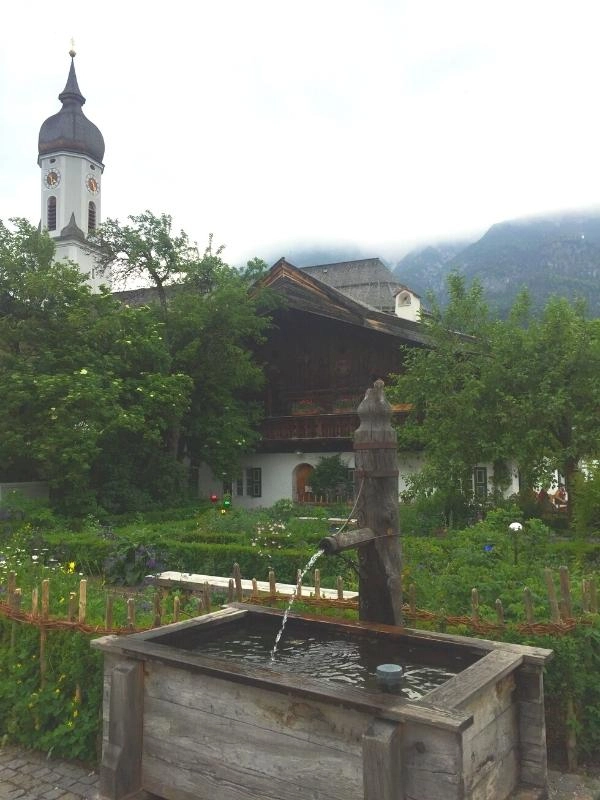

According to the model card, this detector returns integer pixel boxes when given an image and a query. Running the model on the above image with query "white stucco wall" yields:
[475,461,520,497]
[197,450,428,509]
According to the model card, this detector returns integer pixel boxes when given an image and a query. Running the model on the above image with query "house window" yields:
[246,467,262,498]
[88,201,97,232]
[235,475,244,496]
[474,467,488,498]
[47,196,56,231]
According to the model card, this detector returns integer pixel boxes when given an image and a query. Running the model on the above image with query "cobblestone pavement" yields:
[0,745,99,800]
[1,743,600,800]
[0,746,158,800]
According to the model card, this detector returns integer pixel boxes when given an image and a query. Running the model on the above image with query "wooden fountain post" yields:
[354,380,404,626]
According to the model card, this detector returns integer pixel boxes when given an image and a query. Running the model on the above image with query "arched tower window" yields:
[88,201,97,232]
[47,196,57,231]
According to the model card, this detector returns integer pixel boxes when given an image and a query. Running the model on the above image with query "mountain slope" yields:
[394,213,600,316]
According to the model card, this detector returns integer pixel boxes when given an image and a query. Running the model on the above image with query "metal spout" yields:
[319,527,375,555]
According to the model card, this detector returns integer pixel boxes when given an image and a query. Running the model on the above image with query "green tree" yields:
[497,296,600,503]
[388,274,500,524]
[389,273,600,524]
[90,211,200,315]
[91,211,273,484]
[0,219,191,514]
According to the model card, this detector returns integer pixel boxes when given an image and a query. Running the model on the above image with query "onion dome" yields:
[38,51,105,165]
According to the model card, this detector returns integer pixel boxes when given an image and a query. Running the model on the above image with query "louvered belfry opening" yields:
[47,196,57,231]
[88,201,96,232]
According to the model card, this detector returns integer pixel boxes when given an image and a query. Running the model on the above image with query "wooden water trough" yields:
[93,604,552,800]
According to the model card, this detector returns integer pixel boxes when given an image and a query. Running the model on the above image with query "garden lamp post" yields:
[509,521,523,565]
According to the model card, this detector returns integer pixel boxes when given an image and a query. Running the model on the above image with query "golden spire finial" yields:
[69,38,76,58]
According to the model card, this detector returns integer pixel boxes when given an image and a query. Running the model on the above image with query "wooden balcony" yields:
[261,412,359,442]
[258,406,411,452]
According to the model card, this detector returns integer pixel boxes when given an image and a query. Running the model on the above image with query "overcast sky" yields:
[2,0,600,269]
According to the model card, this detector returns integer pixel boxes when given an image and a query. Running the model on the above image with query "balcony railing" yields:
[261,413,358,441]
[260,406,411,442]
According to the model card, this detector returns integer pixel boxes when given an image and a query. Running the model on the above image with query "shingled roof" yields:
[300,257,403,313]
[261,258,429,346]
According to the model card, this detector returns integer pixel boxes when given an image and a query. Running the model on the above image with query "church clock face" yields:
[85,174,100,194]
[44,169,61,189]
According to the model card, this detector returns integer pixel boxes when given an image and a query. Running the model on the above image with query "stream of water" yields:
[270,548,324,661]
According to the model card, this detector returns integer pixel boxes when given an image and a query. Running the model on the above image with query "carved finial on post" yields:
[354,381,403,626]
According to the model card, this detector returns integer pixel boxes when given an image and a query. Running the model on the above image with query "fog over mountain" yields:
[393,212,600,316]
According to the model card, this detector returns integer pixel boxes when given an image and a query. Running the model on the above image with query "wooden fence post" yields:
[269,569,276,596]
[127,598,135,629]
[31,587,39,618]
[41,579,49,619]
[233,563,243,601]
[68,591,77,622]
[544,568,561,623]
[354,380,403,625]
[153,592,162,628]
[471,588,479,624]
[337,576,344,599]
[314,569,321,599]
[559,566,573,620]
[523,587,535,624]
[173,595,180,622]
[495,598,505,628]
[203,582,212,612]
[78,579,87,624]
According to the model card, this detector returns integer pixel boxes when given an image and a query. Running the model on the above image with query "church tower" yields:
[38,49,108,291]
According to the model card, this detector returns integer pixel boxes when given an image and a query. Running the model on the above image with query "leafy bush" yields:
[309,455,353,501]
[0,622,103,763]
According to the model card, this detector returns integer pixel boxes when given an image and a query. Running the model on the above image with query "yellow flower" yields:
[68,561,76,573]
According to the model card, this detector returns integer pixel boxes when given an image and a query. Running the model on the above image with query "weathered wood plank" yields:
[462,705,518,795]
[142,737,358,800]
[470,747,518,800]
[402,724,464,800]
[460,673,515,737]
[99,660,144,800]
[362,719,402,800]
[425,650,522,709]
[142,696,362,800]
[516,665,544,704]
[144,662,365,755]
[144,656,471,734]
